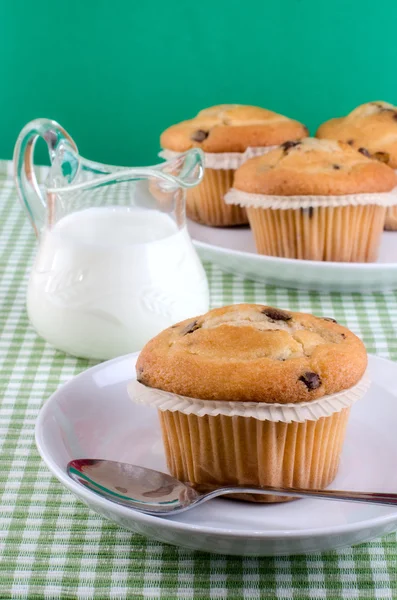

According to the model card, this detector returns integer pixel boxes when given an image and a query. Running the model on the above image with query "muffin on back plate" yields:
[160,104,307,227]
[225,137,397,262]
[130,304,369,503]
[316,101,397,229]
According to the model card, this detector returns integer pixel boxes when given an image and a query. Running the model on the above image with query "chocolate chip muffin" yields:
[160,105,308,227]
[316,101,397,229]
[134,304,368,502]
[226,138,396,262]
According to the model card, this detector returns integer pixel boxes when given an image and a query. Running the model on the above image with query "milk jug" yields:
[14,119,209,359]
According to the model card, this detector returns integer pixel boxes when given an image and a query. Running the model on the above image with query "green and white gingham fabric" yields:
[1,159,397,599]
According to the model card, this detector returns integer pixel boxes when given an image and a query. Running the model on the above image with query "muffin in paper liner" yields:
[159,147,276,227]
[128,372,370,503]
[225,188,397,262]
[315,102,397,231]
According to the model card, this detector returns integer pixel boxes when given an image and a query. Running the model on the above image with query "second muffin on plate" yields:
[160,104,307,227]
[225,138,397,262]
[130,304,369,503]
[316,101,397,230]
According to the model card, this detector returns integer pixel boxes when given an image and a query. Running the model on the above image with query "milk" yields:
[27,207,209,359]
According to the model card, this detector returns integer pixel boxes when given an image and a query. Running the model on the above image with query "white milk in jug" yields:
[27,206,209,359]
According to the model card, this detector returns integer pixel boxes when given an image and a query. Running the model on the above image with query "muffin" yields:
[131,304,369,503]
[160,104,308,227]
[316,101,397,229]
[226,138,396,262]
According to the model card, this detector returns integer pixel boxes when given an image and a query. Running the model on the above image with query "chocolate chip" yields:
[332,164,341,170]
[115,486,128,494]
[301,207,314,218]
[191,130,209,142]
[281,140,301,152]
[182,320,201,335]
[299,372,322,390]
[373,151,390,164]
[347,139,354,145]
[341,333,346,339]
[322,317,337,323]
[393,114,397,121]
[358,147,371,158]
[262,307,292,321]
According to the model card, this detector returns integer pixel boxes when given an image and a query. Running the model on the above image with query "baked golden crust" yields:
[160,104,308,153]
[233,138,396,195]
[136,304,367,404]
[316,101,397,169]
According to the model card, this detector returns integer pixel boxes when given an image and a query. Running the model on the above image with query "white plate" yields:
[36,353,397,556]
[189,220,397,292]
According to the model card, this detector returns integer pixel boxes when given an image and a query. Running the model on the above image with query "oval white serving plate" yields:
[36,352,397,556]
[189,220,397,292]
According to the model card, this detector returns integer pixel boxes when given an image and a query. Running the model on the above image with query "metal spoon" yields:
[67,459,397,516]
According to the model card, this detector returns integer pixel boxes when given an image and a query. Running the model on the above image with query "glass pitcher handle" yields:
[13,118,77,236]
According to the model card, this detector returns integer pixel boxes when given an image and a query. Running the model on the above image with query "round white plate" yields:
[36,352,397,556]
[189,220,397,292]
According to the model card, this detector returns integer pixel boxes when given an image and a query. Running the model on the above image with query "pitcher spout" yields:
[157,148,204,189]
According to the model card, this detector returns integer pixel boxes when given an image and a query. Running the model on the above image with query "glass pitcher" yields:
[14,118,209,360]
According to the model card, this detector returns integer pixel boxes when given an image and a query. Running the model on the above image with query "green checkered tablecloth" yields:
[1,159,397,599]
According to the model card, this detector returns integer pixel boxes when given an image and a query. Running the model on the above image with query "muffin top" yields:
[316,102,397,169]
[160,104,308,153]
[136,304,367,404]
[233,137,396,196]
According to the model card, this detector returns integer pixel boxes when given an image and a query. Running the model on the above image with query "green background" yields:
[1,0,397,167]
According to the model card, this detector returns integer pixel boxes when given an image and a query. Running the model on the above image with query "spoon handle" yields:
[203,486,397,506]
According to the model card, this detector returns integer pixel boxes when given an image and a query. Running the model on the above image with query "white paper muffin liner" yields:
[159,146,277,170]
[224,188,397,210]
[128,370,370,423]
